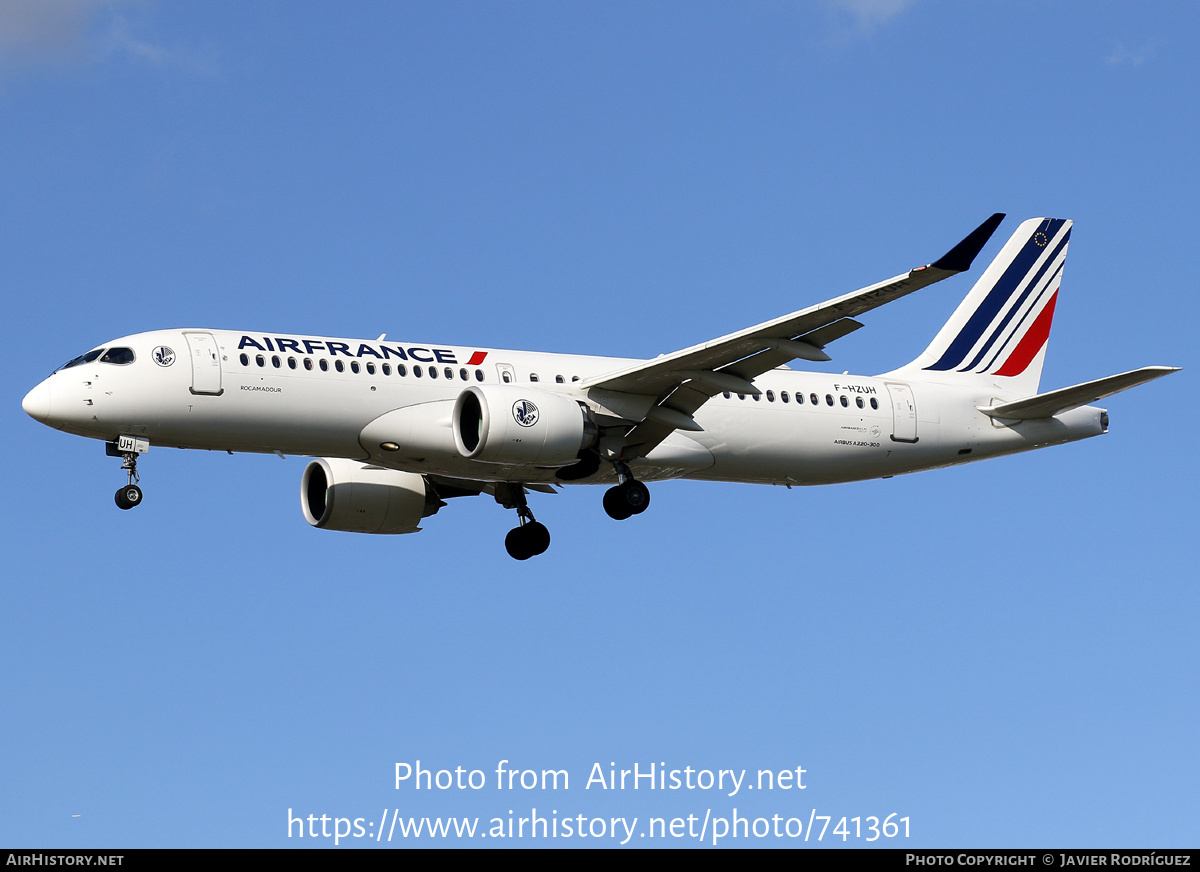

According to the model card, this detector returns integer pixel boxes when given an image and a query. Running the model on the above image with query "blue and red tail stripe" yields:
[993,290,1058,377]
[924,218,1069,373]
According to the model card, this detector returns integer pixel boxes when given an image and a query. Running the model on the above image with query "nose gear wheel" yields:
[115,484,143,510]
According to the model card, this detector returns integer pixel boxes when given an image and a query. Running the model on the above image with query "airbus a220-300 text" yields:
[22,215,1178,558]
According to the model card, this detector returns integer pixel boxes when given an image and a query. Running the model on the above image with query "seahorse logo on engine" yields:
[512,399,539,427]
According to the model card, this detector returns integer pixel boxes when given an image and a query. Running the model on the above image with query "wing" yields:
[584,213,1006,459]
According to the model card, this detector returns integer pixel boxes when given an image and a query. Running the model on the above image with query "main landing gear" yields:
[495,483,550,561]
[492,463,651,559]
[602,462,650,521]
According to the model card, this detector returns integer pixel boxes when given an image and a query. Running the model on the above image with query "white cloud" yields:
[0,0,110,64]
[100,17,171,66]
[97,16,217,75]
[1105,41,1154,67]
[0,0,213,76]
[829,0,915,31]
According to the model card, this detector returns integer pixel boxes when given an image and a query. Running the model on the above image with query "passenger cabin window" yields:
[288,357,297,369]
[320,359,329,372]
[530,374,539,383]
[810,393,818,405]
[781,391,789,403]
[766,390,775,402]
[335,360,345,373]
[856,397,864,408]
[475,370,484,382]
[825,394,833,406]
[444,367,453,380]
[366,362,376,374]
[256,355,266,367]
[840,396,848,407]
[239,353,249,366]
[870,397,879,410]
[555,375,565,384]
[502,372,512,383]
[428,366,437,379]
[272,355,281,368]
[382,363,391,375]
[350,361,360,374]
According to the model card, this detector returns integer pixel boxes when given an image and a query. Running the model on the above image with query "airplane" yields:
[21,215,1178,559]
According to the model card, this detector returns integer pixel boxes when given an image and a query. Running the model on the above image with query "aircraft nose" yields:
[22,380,52,424]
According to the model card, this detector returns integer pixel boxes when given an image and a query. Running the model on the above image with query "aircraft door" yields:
[184,331,224,396]
[495,363,516,384]
[886,382,918,443]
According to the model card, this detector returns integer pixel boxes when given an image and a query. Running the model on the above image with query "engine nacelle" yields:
[453,385,592,466]
[301,457,436,534]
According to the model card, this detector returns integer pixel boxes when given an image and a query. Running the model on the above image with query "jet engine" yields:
[301,457,439,534]
[452,385,595,466]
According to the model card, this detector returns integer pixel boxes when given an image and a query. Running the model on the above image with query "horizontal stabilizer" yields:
[979,366,1180,420]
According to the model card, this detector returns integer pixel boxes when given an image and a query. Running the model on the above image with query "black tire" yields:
[524,522,551,556]
[623,480,650,514]
[115,485,142,510]
[603,486,634,520]
[505,526,534,560]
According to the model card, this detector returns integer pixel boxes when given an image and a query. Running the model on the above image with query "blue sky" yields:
[2,0,1196,848]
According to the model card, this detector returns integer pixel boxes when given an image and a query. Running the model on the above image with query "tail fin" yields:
[899,217,1072,395]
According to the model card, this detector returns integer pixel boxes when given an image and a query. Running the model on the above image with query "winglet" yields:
[930,213,1006,272]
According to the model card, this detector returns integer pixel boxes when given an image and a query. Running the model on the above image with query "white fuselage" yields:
[23,328,1107,488]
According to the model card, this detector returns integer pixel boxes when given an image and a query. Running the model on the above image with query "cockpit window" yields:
[99,347,135,365]
[57,349,105,372]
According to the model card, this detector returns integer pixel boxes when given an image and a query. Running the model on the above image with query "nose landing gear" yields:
[114,453,143,510]
[107,436,148,510]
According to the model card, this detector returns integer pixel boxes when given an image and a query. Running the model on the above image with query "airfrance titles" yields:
[237,335,488,367]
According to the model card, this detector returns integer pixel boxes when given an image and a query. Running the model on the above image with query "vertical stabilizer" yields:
[896,217,1072,395]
